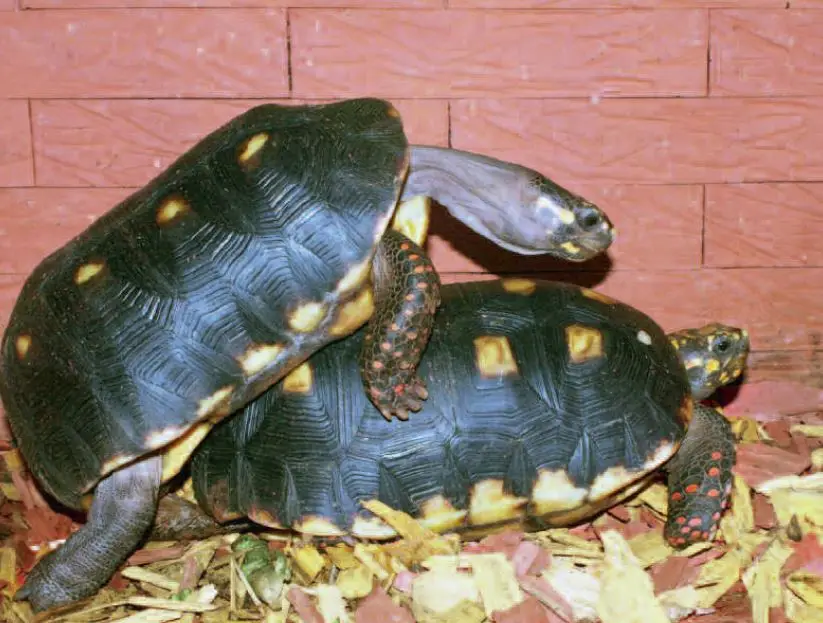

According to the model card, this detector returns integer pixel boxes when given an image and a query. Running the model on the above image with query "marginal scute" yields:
[473,336,519,378]
[530,469,588,516]
[391,195,431,247]
[419,495,469,534]
[238,344,284,377]
[283,363,313,394]
[156,196,189,225]
[248,508,286,530]
[196,385,235,418]
[642,439,679,473]
[581,288,616,305]
[238,132,269,165]
[386,104,401,119]
[145,425,185,451]
[100,453,137,478]
[14,335,31,360]
[351,514,397,540]
[336,258,372,295]
[501,278,537,295]
[288,301,328,333]
[565,324,604,363]
[161,421,214,483]
[588,465,642,501]
[468,479,528,526]
[678,396,694,426]
[295,515,346,537]
[329,288,374,337]
[74,261,105,285]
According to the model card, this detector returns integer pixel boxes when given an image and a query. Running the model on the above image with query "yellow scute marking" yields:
[351,514,397,540]
[705,358,721,373]
[391,195,431,247]
[588,465,644,501]
[295,516,345,537]
[248,508,286,530]
[469,479,528,526]
[336,258,372,294]
[530,469,588,516]
[565,324,604,363]
[238,344,284,377]
[501,278,536,295]
[419,495,468,534]
[386,104,401,119]
[238,132,269,164]
[15,335,31,359]
[330,288,374,337]
[196,385,235,418]
[678,395,694,425]
[289,301,327,333]
[156,197,189,225]
[643,439,679,473]
[74,262,105,285]
[101,453,136,477]
[161,421,214,482]
[581,288,616,305]
[561,242,581,256]
[146,425,185,450]
[474,336,519,378]
[283,362,313,393]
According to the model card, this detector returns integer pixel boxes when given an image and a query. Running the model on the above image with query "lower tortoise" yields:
[188,279,749,550]
[1,98,615,611]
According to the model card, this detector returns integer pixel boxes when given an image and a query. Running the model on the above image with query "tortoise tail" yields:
[663,403,736,549]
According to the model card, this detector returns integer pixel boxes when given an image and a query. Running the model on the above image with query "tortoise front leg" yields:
[359,229,441,421]
[663,403,736,549]
[16,455,162,612]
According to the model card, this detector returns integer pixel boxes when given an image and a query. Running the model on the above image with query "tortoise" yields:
[0,98,615,611]
[187,279,749,550]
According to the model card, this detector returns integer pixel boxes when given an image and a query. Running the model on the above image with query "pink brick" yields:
[427,184,703,274]
[0,274,24,335]
[705,183,823,268]
[451,98,823,185]
[26,0,437,7]
[291,9,708,98]
[0,101,33,187]
[0,10,287,98]
[0,188,131,275]
[712,10,823,96]
[453,0,778,6]
[32,99,448,187]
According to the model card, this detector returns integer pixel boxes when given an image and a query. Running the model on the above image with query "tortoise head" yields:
[668,323,751,400]
[402,146,615,261]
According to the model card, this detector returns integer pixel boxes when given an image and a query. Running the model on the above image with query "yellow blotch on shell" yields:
[501,278,536,295]
[561,242,581,256]
[678,395,694,425]
[581,288,616,305]
[469,479,528,526]
[160,421,215,483]
[283,362,313,394]
[196,385,235,418]
[248,508,287,530]
[391,195,431,247]
[100,453,137,479]
[295,516,346,537]
[15,335,31,360]
[565,324,604,363]
[156,196,189,225]
[386,104,401,119]
[238,132,269,164]
[336,258,372,295]
[330,288,374,337]
[530,469,588,517]
[238,344,285,377]
[473,336,519,378]
[642,439,679,473]
[351,514,397,540]
[419,495,468,534]
[74,262,105,285]
[705,358,721,373]
[289,301,328,334]
[588,464,648,501]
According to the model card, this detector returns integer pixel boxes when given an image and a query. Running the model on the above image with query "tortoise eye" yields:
[713,336,731,353]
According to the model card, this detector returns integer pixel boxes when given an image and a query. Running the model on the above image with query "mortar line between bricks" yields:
[26,99,37,186]
[446,100,452,148]
[285,9,293,96]
[700,183,707,267]
[705,8,712,97]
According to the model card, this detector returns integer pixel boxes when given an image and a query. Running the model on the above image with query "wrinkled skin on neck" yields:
[668,323,750,400]
[403,146,615,261]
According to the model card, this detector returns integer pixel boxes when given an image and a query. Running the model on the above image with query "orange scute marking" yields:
[671,492,683,501]
[708,466,720,477]
[685,484,699,494]
[688,517,702,527]
[690,530,702,539]
[676,516,686,524]
[372,360,384,370]
[707,489,721,498]
[711,451,723,460]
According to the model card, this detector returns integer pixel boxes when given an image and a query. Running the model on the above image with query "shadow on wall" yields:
[426,200,613,289]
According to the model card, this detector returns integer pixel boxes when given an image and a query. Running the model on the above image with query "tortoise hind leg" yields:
[16,455,162,612]
[663,403,736,549]
[360,228,441,421]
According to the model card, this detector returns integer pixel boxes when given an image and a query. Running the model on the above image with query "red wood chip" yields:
[518,575,574,622]
[733,442,811,488]
[688,547,726,567]
[126,544,188,566]
[752,493,777,529]
[287,586,324,623]
[13,536,36,573]
[355,585,415,623]
[607,505,631,522]
[783,532,823,576]
[22,506,74,546]
[511,541,550,577]
[106,570,129,591]
[392,570,416,594]
[763,421,794,447]
[180,555,201,591]
[477,530,524,558]
[492,595,566,623]
[650,555,700,593]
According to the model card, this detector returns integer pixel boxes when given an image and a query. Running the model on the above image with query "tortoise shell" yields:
[190,279,693,537]
[0,98,409,510]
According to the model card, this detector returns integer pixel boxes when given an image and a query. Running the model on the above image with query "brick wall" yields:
[1,2,822,425]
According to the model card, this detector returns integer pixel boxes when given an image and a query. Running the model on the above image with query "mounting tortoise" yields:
[0,98,614,611]
[187,279,749,551]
